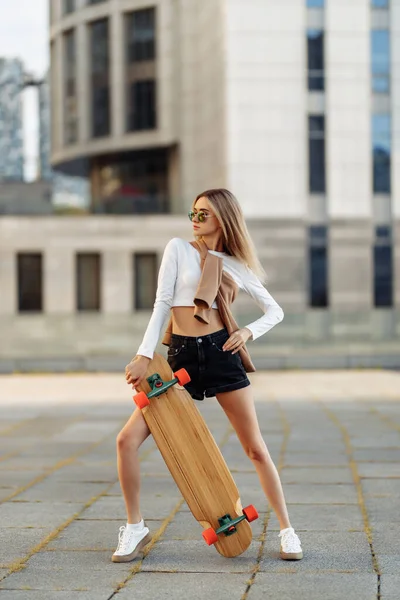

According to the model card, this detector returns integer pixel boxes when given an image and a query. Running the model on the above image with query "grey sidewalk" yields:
[0,372,399,600]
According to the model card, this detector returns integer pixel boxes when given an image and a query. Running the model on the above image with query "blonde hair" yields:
[192,188,267,283]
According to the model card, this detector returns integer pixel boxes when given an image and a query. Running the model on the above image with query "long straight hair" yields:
[192,188,267,283]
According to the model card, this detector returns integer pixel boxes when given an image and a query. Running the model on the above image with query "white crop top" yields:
[136,237,284,359]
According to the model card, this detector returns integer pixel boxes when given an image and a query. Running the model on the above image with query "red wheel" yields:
[202,527,218,546]
[243,505,258,523]
[174,368,191,386]
[133,391,150,409]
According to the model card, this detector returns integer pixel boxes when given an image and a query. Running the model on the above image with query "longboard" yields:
[133,352,258,557]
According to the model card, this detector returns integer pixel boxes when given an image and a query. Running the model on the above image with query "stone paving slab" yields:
[280,467,354,484]
[118,572,251,600]
[0,593,106,600]
[140,540,261,573]
[1,371,400,598]
[0,502,83,529]
[248,573,377,600]
[15,482,109,504]
[260,532,374,573]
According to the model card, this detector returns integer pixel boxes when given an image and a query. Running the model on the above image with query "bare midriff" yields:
[171,306,225,337]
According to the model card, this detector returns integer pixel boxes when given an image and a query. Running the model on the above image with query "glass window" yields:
[126,8,157,133]
[63,0,75,15]
[374,226,393,307]
[90,18,110,138]
[127,8,156,62]
[372,114,391,193]
[128,80,156,131]
[134,253,157,310]
[307,0,324,7]
[372,0,389,7]
[308,116,326,193]
[307,29,324,91]
[92,149,169,214]
[63,29,78,145]
[17,253,43,312]
[308,226,328,308]
[76,253,101,311]
[371,30,390,93]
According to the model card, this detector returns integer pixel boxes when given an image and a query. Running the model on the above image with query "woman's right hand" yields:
[125,355,151,391]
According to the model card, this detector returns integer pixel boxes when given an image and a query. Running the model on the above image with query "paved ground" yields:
[0,370,399,600]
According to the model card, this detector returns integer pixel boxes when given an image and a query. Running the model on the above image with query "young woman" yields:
[112,188,303,562]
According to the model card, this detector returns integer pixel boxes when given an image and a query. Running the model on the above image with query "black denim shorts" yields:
[166,327,251,401]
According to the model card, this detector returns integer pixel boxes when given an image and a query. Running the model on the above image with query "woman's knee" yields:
[246,441,270,463]
[116,428,140,453]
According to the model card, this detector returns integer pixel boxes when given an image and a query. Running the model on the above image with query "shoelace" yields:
[116,525,134,553]
[278,529,302,553]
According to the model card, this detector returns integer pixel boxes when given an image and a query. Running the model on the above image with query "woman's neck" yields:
[198,234,224,252]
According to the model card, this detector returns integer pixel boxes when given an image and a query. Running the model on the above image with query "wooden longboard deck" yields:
[135,352,252,558]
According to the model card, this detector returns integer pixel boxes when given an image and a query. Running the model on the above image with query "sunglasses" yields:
[188,210,216,223]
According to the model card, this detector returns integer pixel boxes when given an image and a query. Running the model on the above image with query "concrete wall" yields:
[0,216,399,360]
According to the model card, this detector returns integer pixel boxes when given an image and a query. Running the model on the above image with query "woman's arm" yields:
[241,266,284,341]
[135,238,180,359]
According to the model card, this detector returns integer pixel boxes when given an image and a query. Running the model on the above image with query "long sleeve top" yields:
[136,237,284,359]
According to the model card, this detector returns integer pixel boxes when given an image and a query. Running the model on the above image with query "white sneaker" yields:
[278,527,303,560]
[112,524,152,563]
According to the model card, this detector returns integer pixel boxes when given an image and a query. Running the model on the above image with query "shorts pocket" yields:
[167,343,186,358]
[211,336,230,353]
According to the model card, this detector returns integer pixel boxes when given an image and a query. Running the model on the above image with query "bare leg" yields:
[116,408,151,524]
[216,385,291,530]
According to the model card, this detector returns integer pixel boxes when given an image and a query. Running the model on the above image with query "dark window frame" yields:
[307,29,324,91]
[134,253,157,310]
[17,253,43,313]
[372,113,391,194]
[373,225,393,307]
[128,79,157,131]
[308,226,328,308]
[126,8,156,63]
[76,253,101,311]
[63,28,78,145]
[90,18,110,138]
[308,115,326,194]
[63,0,75,15]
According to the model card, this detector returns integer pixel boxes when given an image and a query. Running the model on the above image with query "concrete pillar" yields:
[45,249,75,314]
[102,250,132,313]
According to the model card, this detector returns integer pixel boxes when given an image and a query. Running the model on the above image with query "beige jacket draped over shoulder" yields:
[161,238,256,373]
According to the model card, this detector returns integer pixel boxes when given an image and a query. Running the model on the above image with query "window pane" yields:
[374,226,393,307]
[17,253,43,312]
[307,0,324,6]
[134,254,157,309]
[308,116,326,193]
[128,80,156,131]
[309,226,328,308]
[126,8,156,63]
[371,30,390,93]
[63,29,77,144]
[76,253,101,311]
[307,30,324,91]
[93,149,169,214]
[90,19,110,138]
[63,0,75,15]
[372,0,389,7]
[372,114,391,193]
[126,8,157,133]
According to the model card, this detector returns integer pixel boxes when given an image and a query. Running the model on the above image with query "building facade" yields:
[0,0,399,364]
[0,58,24,182]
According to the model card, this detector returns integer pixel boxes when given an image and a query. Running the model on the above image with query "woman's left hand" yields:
[222,328,253,354]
